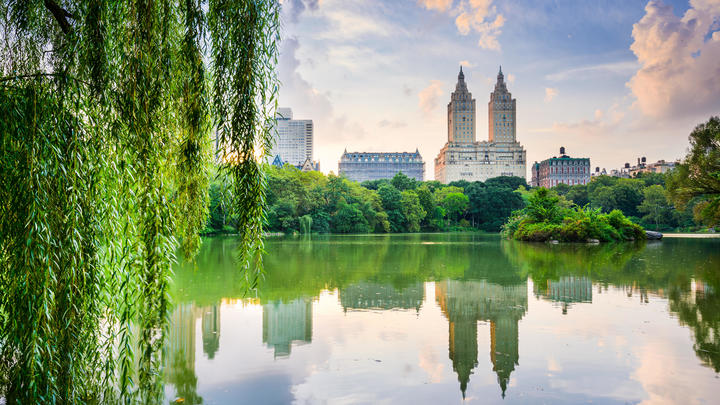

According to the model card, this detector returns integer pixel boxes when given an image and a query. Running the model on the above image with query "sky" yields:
[277,0,720,179]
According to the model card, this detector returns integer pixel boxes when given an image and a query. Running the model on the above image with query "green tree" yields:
[635,171,666,187]
[333,203,370,233]
[667,116,720,227]
[638,185,673,230]
[434,186,464,205]
[268,198,298,233]
[553,183,571,196]
[401,190,427,232]
[590,186,617,213]
[416,185,435,214]
[0,1,279,402]
[299,215,313,234]
[443,192,470,224]
[311,211,332,234]
[391,171,417,191]
[361,179,390,190]
[485,176,529,191]
[378,183,405,232]
[565,184,589,207]
[610,179,644,217]
[466,183,524,231]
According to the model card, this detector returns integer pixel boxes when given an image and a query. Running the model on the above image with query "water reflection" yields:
[435,280,527,397]
[263,298,313,358]
[534,277,592,314]
[165,235,720,403]
[340,282,424,312]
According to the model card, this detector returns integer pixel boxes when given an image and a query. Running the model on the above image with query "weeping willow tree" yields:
[0,0,279,403]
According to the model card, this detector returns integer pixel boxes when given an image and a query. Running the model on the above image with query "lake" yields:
[164,233,720,404]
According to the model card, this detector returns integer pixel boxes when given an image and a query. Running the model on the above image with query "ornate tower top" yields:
[494,66,506,92]
[489,66,516,143]
[448,66,476,143]
[455,66,468,92]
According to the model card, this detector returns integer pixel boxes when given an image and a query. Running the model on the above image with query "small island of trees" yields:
[501,188,645,242]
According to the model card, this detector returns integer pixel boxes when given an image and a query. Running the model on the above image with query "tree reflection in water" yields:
[165,235,720,401]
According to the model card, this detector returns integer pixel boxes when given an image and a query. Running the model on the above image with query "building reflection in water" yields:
[435,280,527,398]
[262,298,313,358]
[202,304,221,359]
[534,276,592,314]
[339,281,424,312]
[166,302,221,404]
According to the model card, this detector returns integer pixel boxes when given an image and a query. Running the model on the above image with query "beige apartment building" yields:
[435,67,526,183]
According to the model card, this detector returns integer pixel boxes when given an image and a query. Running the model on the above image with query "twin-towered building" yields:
[339,67,527,184]
[435,67,527,183]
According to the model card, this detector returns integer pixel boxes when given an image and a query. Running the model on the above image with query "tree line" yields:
[203,166,703,235]
[206,169,526,234]
[205,116,720,235]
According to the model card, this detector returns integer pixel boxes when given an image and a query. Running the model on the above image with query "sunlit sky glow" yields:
[278,0,720,179]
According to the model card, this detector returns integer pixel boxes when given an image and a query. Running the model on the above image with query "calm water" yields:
[165,234,720,404]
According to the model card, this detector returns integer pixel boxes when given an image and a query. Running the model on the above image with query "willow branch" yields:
[44,0,76,34]
[0,73,91,87]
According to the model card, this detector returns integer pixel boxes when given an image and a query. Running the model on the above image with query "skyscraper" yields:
[435,67,527,183]
[269,108,316,167]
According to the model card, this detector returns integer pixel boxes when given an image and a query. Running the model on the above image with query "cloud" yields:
[279,37,333,118]
[378,119,408,129]
[419,0,504,50]
[627,0,720,118]
[417,0,454,12]
[454,1,504,50]
[320,9,393,40]
[544,87,558,102]
[281,0,321,23]
[326,45,390,73]
[459,60,475,67]
[531,103,625,137]
[545,61,640,82]
[418,80,445,115]
[507,73,515,83]
[278,36,367,168]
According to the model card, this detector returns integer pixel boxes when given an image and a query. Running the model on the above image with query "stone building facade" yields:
[338,150,424,182]
[530,147,590,188]
[435,67,526,183]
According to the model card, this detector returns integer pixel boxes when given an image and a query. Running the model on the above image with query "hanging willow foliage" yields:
[0,0,279,403]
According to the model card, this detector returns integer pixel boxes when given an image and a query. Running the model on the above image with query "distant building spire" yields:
[455,66,468,92]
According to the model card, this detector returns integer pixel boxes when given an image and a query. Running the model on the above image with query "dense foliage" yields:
[548,172,702,232]
[0,1,278,403]
[206,161,712,237]
[502,188,646,242]
[203,167,528,234]
[667,116,720,227]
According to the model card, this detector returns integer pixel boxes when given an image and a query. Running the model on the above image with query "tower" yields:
[488,66,517,143]
[447,66,476,144]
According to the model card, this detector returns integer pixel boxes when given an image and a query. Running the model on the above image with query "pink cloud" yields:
[628,0,720,119]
